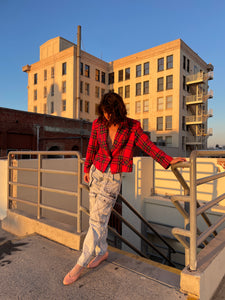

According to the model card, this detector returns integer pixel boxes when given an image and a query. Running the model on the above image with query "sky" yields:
[0,0,225,147]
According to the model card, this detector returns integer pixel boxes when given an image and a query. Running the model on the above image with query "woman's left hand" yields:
[170,157,187,165]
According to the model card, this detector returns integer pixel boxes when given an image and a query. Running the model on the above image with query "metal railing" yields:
[8,151,176,267]
[8,151,88,233]
[171,150,225,270]
[186,71,214,84]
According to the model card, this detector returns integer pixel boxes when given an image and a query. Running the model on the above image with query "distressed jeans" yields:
[77,165,122,267]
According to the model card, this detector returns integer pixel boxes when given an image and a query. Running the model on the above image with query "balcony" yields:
[186,136,203,145]
[186,115,205,124]
[186,71,214,85]
[186,90,213,105]
[208,108,213,117]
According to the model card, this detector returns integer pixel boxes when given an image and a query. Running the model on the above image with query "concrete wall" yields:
[0,160,8,220]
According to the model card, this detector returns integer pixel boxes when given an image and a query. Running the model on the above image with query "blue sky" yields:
[0,0,225,146]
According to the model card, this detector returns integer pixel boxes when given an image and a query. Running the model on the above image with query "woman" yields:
[63,92,186,285]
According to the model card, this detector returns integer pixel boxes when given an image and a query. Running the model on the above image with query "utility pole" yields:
[76,25,81,119]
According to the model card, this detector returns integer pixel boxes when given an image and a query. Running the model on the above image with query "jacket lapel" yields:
[99,123,111,155]
[111,120,129,153]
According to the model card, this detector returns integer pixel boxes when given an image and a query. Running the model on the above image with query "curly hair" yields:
[98,92,127,126]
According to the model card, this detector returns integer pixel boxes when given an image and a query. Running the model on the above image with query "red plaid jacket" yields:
[84,117,173,174]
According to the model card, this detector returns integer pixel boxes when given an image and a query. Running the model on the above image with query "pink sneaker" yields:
[87,251,109,269]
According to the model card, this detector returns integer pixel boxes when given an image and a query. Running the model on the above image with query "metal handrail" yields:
[8,151,86,233]
[171,150,225,271]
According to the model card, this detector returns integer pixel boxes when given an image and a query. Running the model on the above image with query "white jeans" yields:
[77,165,122,267]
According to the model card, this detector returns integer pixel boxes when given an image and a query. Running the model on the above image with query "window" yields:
[101,88,105,97]
[85,101,89,113]
[166,75,173,90]
[80,62,83,75]
[95,69,100,81]
[80,81,83,93]
[157,136,164,145]
[166,96,172,109]
[125,103,130,114]
[165,116,172,130]
[62,62,67,75]
[80,99,83,112]
[118,87,123,98]
[34,73,38,85]
[95,104,99,115]
[34,106,37,113]
[167,55,173,69]
[157,117,163,131]
[158,58,164,71]
[101,72,105,84]
[183,96,186,109]
[165,136,172,147]
[143,100,149,112]
[62,100,66,111]
[43,103,47,114]
[136,64,141,77]
[108,72,114,84]
[187,59,190,72]
[125,68,130,80]
[51,84,54,96]
[135,101,141,113]
[143,81,149,94]
[62,81,66,93]
[44,69,47,81]
[85,83,90,96]
[125,85,130,98]
[136,82,141,96]
[144,62,149,75]
[85,64,90,77]
[183,56,186,70]
[51,101,54,113]
[44,86,47,98]
[34,89,37,100]
[95,86,100,98]
[182,116,186,131]
[51,67,54,78]
[118,70,123,82]
[157,77,164,91]
[183,76,186,90]
[157,97,163,111]
[182,136,185,150]
[143,118,149,131]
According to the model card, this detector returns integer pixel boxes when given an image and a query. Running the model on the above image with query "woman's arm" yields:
[84,120,99,174]
[134,121,186,168]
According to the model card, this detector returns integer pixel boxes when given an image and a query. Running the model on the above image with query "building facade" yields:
[0,107,92,158]
[23,37,214,156]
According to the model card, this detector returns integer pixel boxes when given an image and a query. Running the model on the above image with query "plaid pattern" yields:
[84,118,173,174]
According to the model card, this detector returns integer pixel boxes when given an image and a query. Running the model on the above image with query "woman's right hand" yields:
[84,172,90,183]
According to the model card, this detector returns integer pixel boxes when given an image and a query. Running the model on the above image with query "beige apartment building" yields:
[23,36,214,156]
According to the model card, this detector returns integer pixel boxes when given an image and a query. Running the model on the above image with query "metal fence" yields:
[171,150,225,271]
[8,151,89,233]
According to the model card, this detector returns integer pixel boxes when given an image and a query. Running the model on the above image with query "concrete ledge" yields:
[2,210,86,250]
[180,227,225,300]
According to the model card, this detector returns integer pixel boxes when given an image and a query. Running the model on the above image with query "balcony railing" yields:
[186,136,203,144]
[186,115,205,124]
[186,71,214,85]
[186,90,213,105]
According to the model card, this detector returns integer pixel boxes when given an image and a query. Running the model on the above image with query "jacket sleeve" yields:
[84,120,99,173]
[134,122,173,169]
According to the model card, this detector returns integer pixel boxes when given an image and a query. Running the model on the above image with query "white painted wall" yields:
[0,160,8,220]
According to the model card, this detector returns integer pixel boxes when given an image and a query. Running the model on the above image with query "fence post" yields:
[77,153,82,233]
[189,151,197,270]
[37,153,42,219]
